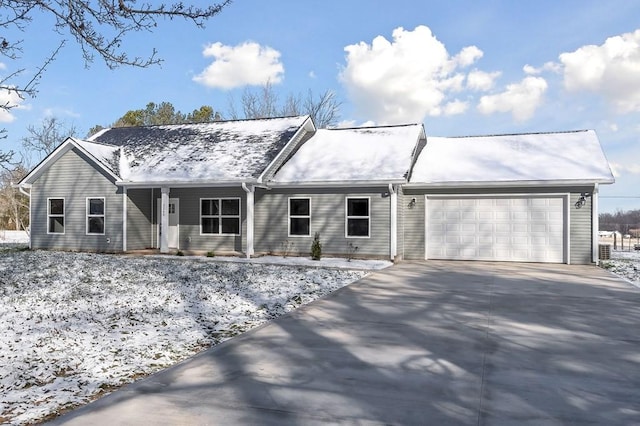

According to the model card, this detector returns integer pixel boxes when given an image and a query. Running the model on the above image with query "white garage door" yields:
[426,196,565,263]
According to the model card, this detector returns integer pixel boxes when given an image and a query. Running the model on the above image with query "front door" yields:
[157,198,179,249]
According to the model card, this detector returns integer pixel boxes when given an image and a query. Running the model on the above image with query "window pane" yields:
[89,198,104,215]
[202,217,219,234]
[221,199,240,215]
[88,217,104,234]
[49,217,64,233]
[348,218,369,237]
[290,199,310,216]
[221,217,240,234]
[348,198,369,216]
[50,199,64,215]
[290,218,310,236]
[201,199,218,216]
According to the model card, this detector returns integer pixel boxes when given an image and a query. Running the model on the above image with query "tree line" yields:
[600,209,640,236]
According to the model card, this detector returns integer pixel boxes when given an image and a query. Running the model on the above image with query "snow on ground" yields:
[0,245,375,425]
[599,248,640,288]
[0,230,29,245]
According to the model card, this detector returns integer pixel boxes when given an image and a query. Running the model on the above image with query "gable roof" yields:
[271,123,426,185]
[86,115,312,184]
[409,130,615,186]
[19,137,122,186]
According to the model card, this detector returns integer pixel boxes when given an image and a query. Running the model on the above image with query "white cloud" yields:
[523,62,561,75]
[477,76,548,122]
[308,71,316,79]
[339,25,487,124]
[193,41,284,89]
[443,99,469,115]
[609,162,640,177]
[0,88,26,123]
[467,70,501,91]
[559,29,640,113]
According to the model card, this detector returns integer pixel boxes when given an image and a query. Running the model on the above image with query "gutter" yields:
[403,178,615,189]
[116,179,259,189]
[268,179,406,188]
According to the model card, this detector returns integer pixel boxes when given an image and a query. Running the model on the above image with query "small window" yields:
[346,197,370,237]
[289,198,311,236]
[87,198,105,235]
[48,198,65,234]
[201,198,241,235]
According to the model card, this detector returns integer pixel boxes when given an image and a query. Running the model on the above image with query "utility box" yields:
[599,244,611,260]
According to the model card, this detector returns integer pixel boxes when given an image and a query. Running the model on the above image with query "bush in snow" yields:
[311,232,322,260]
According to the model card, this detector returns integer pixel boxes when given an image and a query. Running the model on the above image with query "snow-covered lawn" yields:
[0,243,375,425]
[600,248,640,288]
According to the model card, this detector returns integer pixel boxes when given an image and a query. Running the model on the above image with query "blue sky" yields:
[2,0,640,213]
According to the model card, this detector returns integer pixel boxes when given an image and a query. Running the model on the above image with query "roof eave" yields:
[404,178,615,189]
[116,179,259,188]
[268,179,406,188]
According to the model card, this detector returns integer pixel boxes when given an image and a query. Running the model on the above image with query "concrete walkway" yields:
[50,261,640,425]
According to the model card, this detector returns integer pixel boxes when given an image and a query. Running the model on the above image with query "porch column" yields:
[122,186,128,252]
[592,184,599,264]
[160,187,170,253]
[389,184,397,261]
[242,183,255,258]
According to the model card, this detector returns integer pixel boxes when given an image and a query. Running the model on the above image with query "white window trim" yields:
[345,196,371,239]
[47,197,65,235]
[199,197,242,236]
[86,197,106,235]
[288,197,312,237]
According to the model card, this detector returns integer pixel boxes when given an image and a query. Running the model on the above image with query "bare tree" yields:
[0,165,28,230]
[228,82,342,128]
[0,1,231,130]
[21,117,77,165]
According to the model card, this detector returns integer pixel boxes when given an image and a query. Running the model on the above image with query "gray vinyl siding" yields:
[31,147,123,251]
[152,187,247,254]
[254,187,392,258]
[396,184,405,260]
[402,188,426,260]
[570,190,594,264]
[402,186,595,264]
[126,189,153,250]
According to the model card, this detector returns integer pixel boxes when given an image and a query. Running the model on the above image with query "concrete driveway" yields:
[50,261,640,425]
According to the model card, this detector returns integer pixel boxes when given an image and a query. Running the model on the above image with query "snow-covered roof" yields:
[272,124,425,184]
[73,139,121,176]
[410,130,615,186]
[88,116,310,183]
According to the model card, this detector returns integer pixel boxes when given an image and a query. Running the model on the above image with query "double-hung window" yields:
[201,198,241,235]
[87,197,105,235]
[47,198,65,234]
[289,198,311,236]
[346,197,370,237]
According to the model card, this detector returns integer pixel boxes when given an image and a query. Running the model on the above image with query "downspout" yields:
[122,186,127,252]
[242,183,255,258]
[18,185,31,250]
[389,183,397,261]
[592,183,599,264]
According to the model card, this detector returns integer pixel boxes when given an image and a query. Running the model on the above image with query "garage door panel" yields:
[427,196,565,263]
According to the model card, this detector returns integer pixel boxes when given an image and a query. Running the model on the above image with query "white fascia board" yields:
[20,137,121,185]
[256,115,316,184]
[19,137,77,185]
[268,179,406,188]
[116,179,258,189]
[404,179,613,189]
